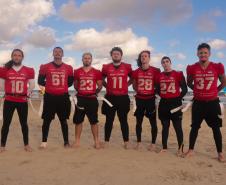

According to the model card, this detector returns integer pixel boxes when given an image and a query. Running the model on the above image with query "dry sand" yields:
[0,100,226,185]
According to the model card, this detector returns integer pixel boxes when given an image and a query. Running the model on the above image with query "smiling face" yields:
[11,50,23,66]
[197,47,210,63]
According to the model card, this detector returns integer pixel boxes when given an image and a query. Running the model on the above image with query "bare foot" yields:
[64,143,71,149]
[176,145,184,157]
[94,141,101,149]
[0,146,6,153]
[218,153,225,163]
[24,145,32,152]
[147,144,156,152]
[134,143,141,150]
[39,142,47,150]
[182,150,194,158]
[103,141,109,148]
[71,142,80,148]
[124,142,130,149]
[159,149,167,153]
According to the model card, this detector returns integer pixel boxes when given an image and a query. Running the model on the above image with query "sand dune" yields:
[0,100,226,185]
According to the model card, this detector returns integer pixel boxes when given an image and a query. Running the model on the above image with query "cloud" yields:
[170,53,187,60]
[216,52,225,59]
[63,57,76,68]
[26,26,56,48]
[65,28,153,59]
[60,0,192,25]
[0,50,11,66]
[208,39,226,50]
[0,0,54,43]
[196,9,224,32]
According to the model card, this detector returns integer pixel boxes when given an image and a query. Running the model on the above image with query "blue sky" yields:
[0,0,226,79]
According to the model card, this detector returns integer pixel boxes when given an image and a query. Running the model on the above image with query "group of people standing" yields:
[0,43,225,162]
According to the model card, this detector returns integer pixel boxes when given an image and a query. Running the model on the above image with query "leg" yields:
[73,123,82,148]
[59,119,69,147]
[184,126,200,157]
[212,127,224,162]
[160,119,170,152]
[135,116,144,149]
[16,102,31,152]
[148,116,158,151]
[104,109,116,143]
[40,118,52,149]
[117,111,129,149]
[1,100,15,151]
[91,123,100,149]
[172,118,184,155]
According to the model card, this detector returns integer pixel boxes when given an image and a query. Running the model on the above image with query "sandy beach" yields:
[0,100,226,185]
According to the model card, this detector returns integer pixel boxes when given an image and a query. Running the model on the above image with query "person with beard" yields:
[184,43,226,162]
[0,49,35,153]
[73,53,102,149]
[38,47,73,149]
[132,50,160,151]
[102,47,132,149]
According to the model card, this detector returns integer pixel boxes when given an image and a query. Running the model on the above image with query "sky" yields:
[0,0,226,86]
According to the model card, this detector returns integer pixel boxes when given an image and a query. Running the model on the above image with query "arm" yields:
[0,79,5,92]
[28,79,35,94]
[128,76,133,87]
[180,77,188,98]
[96,80,103,94]
[186,74,194,90]
[218,74,226,92]
[102,76,107,88]
[68,76,74,87]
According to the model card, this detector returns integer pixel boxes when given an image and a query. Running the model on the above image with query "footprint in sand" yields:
[19,160,32,166]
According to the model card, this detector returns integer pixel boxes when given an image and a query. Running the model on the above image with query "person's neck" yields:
[164,69,172,72]
[199,60,210,69]
[83,66,92,72]
[141,64,149,70]
[12,64,23,71]
[54,59,63,65]
[113,61,121,67]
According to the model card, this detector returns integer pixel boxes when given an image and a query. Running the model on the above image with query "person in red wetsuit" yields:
[157,56,187,155]
[184,43,226,162]
[132,50,160,150]
[38,47,73,149]
[0,49,35,153]
[73,52,102,149]
[102,47,132,149]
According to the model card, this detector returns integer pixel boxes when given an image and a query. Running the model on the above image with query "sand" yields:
[0,100,226,185]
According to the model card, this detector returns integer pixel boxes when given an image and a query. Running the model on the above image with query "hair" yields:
[53,46,64,53]
[136,50,151,67]
[82,52,92,59]
[161,56,172,63]
[110,47,123,56]
[5,49,24,69]
[197,43,211,51]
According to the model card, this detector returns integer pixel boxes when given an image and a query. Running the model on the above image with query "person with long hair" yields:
[132,50,160,150]
[0,49,35,153]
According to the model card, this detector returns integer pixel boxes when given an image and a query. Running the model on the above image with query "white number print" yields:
[196,77,214,90]
[138,79,152,91]
[112,77,122,89]
[80,79,94,91]
[52,74,65,86]
[160,82,176,94]
[11,80,24,93]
